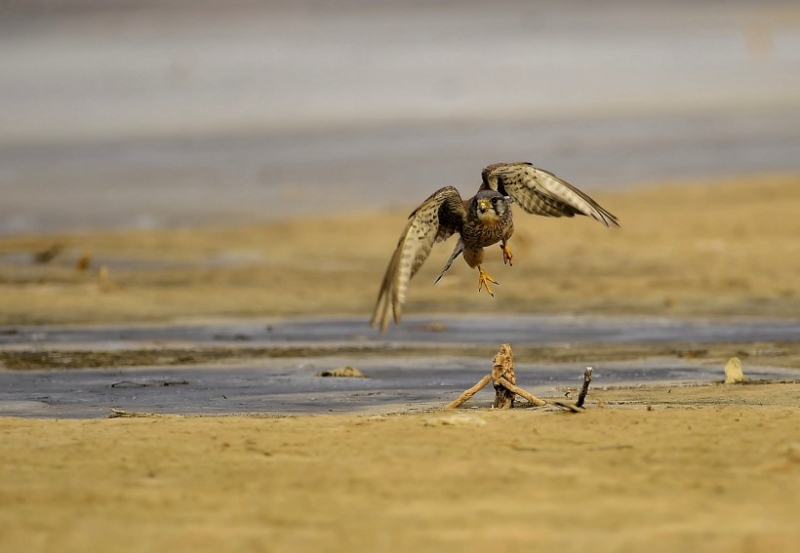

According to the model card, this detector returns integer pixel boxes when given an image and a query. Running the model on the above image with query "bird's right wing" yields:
[371,186,466,334]
[481,162,619,227]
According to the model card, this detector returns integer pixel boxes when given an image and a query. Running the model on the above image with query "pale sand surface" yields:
[2,176,800,551]
[1,384,800,553]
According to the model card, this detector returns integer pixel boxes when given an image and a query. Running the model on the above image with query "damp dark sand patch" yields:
[3,339,800,372]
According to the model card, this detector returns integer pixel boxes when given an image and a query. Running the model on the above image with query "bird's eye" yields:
[491,198,499,205]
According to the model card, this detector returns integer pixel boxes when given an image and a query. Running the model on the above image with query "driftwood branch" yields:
[446,344,547,409]
[492,344,517,408]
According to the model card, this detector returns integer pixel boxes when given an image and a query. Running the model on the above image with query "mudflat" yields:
[1,175,800,552]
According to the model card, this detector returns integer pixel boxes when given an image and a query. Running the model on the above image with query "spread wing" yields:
[481,162,619,227]
[371,186,466,334]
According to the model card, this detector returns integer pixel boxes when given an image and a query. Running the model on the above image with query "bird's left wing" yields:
[371,186,465,333]
[481,162,619,227]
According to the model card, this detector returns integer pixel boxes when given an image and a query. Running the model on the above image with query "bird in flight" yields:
[370,162,619,333]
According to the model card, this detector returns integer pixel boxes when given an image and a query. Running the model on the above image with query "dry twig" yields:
[576,367,593,408]
[552,367,594,412]
[445,375,492,409]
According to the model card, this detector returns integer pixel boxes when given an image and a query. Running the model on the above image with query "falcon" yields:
[370,162,620,333]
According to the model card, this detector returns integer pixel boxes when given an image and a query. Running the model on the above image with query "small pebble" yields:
[724,357,745,384]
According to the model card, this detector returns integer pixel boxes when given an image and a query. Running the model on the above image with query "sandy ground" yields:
[2,175,800,551]
[1,384,800,553]
[1,174,799,324]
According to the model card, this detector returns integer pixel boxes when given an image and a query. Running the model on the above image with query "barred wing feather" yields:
[482,163,619,227]
[370,186,465,333]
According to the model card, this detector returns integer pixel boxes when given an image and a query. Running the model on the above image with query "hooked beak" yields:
[477,199,491,212]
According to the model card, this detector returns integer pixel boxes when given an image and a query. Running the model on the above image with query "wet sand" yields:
[2,175,800,551]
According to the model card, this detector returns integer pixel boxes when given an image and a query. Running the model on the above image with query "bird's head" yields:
[472,190,511,225]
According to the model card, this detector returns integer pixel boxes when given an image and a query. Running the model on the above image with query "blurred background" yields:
[2,0,800,235]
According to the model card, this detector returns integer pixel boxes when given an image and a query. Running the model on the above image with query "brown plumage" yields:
[370,162,620,333]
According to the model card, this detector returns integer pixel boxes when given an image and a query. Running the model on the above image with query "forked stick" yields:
[552,367,594,412]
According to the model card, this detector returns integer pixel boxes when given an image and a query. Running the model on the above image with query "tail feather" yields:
[434,239,464,285]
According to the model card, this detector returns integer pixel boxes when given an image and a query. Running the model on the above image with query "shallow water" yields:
[1,356,796,419]
[2,314,799,348]
[1,315,798,418]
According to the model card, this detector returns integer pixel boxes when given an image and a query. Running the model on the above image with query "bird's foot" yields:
[501,243,514,266]
[477,266,499,297]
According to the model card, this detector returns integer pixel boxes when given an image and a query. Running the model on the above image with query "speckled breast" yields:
[462,213,513,249]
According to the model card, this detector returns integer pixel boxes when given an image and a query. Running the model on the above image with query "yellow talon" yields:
[477,266,499,296]
[501,243,514,266]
